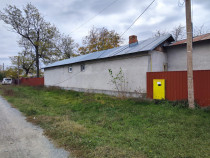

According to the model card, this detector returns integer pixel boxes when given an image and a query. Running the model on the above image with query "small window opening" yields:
[81,64,85,72]
[69,66,72,72]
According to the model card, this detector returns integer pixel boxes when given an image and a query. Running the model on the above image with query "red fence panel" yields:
[194,70,210,106]
[147,70,210,107]
[20,77,44,86]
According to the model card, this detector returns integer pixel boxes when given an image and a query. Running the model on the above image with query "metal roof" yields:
[170,33,210,46]
[44,34,173,69]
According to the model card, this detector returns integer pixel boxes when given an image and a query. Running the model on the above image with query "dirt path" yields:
[0,96,70,158]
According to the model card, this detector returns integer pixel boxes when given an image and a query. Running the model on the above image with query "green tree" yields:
[0,3,61,77]
[4,67,23,79]
[79,27,123,55]
[0,71,5,81]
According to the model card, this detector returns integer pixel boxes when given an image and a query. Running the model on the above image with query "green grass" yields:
[0,85,210,158]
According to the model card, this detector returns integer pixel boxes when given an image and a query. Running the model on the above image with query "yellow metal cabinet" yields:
[153,79,165,100]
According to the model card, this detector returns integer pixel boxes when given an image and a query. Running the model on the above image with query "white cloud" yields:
[0,0,210,66]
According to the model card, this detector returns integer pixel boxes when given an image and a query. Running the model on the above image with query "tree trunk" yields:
[25,69,29,77]
[35,46,40,78]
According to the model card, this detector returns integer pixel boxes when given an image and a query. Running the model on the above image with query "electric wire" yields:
[70,0,120,34]
[51,42,128,86]
[50,0,156,86]
[51,50,107,86]
[120,0,156,37]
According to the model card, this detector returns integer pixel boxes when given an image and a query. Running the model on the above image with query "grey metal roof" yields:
[44,34,173,69]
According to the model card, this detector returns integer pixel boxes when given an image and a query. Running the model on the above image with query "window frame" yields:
[68,66,73,73]
[81,64,85,72]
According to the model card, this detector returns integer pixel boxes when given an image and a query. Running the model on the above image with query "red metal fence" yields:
[20,77,44,86]
[147,70,210,107]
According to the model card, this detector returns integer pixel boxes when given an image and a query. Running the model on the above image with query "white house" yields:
[43,33,210,96]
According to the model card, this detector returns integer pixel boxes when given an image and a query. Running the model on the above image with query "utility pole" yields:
[185,0,195,109]
[3,63,4,72]
[17,56,20,85]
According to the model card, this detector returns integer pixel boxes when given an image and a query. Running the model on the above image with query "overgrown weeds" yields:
[0,85,15,96]
[2,88,14,96]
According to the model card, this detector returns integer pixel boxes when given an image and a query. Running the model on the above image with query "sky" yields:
[0,0,210,68]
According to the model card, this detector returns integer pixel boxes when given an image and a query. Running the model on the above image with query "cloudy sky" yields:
[0,0,210,67]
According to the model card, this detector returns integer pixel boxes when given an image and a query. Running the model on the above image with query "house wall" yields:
[148,51,167,72]
[44,54,149,94]
[166,40,210,71]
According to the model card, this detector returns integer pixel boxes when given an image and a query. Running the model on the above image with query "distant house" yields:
[43,33,210,96]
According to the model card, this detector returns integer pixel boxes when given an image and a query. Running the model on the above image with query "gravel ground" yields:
[0,96,70,158]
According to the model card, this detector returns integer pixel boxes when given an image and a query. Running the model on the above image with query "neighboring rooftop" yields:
[44,34,173,69]
[170,33,210,46]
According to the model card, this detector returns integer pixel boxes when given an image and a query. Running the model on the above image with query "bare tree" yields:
[172,24,185,41]
[154,25,185,41]
[154,30,168,37]
[193,24,209,36]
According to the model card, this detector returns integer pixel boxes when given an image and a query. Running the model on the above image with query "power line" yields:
[51,0,156,86]
[120,0,156,37]
[70,0,120,34]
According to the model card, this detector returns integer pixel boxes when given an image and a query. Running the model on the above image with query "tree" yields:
[0,71,5,81]
[193,24,208,36]
[56,35,78,59]
[154,24,209,41]
[10,38,36,77]
[172,24,185,41]
[0,3,61,77]
[78,27,123,55]
[154,24,185,41]
[154,30,168,37]
[4,67,23,79]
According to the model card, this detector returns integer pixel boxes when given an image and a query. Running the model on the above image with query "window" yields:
[68,66,72,72]
[81,64,85,72]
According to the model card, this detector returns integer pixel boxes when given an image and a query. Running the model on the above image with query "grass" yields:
[0,85,210,158]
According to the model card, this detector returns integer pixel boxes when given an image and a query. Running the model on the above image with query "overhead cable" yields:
[120,0,156,37]
[70,0,120,34]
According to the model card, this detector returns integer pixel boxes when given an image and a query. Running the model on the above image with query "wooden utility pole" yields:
[185,0,195,109]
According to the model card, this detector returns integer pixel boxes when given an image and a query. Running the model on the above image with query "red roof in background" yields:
[170,33,210,46]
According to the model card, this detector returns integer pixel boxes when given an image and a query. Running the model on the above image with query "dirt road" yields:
[0,96,70,158]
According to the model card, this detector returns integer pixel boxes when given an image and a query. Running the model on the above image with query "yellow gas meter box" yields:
[153,79,165,100]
